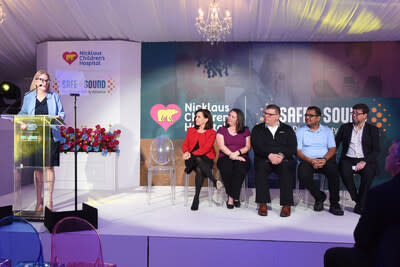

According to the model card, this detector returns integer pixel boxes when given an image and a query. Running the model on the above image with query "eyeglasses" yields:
[36,78,51,84]
[305,114,319,118]
[352,112,364,116]
[263,112,279,116]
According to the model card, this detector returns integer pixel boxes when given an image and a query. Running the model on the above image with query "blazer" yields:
[182,128,216,159]
[18,90,65,142]
[335,122,380,170]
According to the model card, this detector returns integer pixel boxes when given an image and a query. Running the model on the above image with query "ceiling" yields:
[1,0,400,82]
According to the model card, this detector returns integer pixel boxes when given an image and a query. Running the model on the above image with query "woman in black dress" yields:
[19,70,65,211]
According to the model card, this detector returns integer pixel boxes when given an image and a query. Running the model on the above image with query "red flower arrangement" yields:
[60,124,121,155]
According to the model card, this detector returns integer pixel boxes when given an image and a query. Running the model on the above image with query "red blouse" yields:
[182,127,216,159]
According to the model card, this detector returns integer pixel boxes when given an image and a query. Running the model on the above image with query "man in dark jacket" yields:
[336,103,380,214]
[324,139,400,267]
[251,104,297,217]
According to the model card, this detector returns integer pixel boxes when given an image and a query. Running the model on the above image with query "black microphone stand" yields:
[44,91,98,232]
[70,93,80,211]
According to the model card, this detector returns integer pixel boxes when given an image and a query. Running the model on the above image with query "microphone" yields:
[24,88,37,96]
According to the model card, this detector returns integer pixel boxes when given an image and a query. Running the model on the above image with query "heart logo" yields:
[150,104,182,131]
[62,51,78,65]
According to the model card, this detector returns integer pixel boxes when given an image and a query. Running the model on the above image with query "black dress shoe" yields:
[191,198,199,210]
[233,200,241,208]
[226,201,234,209]
[354,203,362,214]
[314,191,327,211]
[329,204,344,216]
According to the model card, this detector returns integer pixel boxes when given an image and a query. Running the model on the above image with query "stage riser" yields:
[150,237,353,267]
[38,233,353,267]
[40,233,147,267]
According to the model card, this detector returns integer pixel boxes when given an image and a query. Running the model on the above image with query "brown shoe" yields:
[280,206,291,217]
[258,203,268,216]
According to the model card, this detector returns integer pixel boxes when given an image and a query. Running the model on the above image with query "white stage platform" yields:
[1,186,358,267]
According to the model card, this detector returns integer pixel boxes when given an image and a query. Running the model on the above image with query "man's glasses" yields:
[263,112,279,116]
[352,112,364,116]
[305,114,319,118]
[36,78,51,84]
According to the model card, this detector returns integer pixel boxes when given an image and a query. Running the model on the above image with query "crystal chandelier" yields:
[0,2,5,24]
[195,0,232,45]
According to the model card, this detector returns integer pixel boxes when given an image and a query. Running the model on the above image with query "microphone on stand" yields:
[24,84,41,96]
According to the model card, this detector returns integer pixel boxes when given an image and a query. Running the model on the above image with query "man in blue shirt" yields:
[296,106,344,215]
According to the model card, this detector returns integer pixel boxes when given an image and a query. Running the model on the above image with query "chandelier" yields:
[0,2,5,24]
[195,0,232,45]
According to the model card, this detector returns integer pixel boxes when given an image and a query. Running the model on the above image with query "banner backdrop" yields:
[141,42,400,187]
[38,41,122,126]
[37,41,141,188]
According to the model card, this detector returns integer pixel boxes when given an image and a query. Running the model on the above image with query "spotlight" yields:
[1,83,10,91]
[0,81,21,114]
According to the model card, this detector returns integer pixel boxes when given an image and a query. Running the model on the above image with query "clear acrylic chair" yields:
[147,136,176,205]
[51,216,115,267]
[303,173,326,208]
[0,216,47,267]
[342,173,361,209]
[214,170,249,208]
[296,172,346,209]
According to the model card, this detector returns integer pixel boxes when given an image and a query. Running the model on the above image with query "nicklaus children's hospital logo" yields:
[150,104,182,131]
[62,50,105,66]
[62,51,78,65]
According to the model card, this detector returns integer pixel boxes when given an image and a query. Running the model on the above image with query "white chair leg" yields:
[319,174,326,209]
[340,189,346,209]
[208,179,213,207]
[295,177,300,205]
[241,175,249,208]
[219,190,226,207]
[305,189,309,208]
[184,173,189,207]
[147,172,152,205]
[170,169,176,205]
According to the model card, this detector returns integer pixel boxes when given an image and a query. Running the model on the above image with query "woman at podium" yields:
[18,70,65,211]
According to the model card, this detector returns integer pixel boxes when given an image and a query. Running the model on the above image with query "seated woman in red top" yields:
[216,108,251,209]
[182,109,222,210]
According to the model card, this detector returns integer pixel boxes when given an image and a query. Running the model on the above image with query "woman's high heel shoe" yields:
[191,198,199,211]
[46,200,53,211]
[226,201,234,209]
[35,203,43,212]
[234,200,241,208]
[35,197,44,212]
